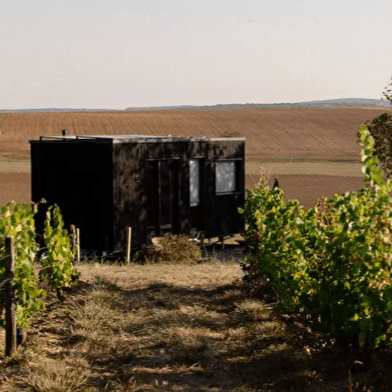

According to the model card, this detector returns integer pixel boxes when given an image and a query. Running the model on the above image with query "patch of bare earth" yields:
[0,172,31,207]
[245,174,365,209]
[1,261,391,392]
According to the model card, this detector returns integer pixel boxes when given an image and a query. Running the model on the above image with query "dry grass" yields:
[0,157,364,177]
[0,160,30,173]
[1,260,391,391]
[26,359,88,392]
[135,233,203,264]
[246,160,363,177]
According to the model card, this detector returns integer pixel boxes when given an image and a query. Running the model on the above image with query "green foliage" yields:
[41,205,79,290]
[0,202,46,328]
[240,125,392,349]
[366,112,392,178]
[366,77,392,176]
[0,201,78,328]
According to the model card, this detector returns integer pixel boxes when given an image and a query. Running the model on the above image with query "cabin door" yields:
[146,159,179,239]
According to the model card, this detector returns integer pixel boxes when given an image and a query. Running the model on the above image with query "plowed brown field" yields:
[0,108,388,208]
[0,108,388,159]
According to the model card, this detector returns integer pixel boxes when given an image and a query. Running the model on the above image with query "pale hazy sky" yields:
[1,0,391,109]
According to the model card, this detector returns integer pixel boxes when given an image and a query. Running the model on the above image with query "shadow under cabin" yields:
[30,135,246,256]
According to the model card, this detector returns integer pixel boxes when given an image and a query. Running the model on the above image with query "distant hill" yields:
[126,98,391,111]
[0,98,390,113]
[0,108,120,113]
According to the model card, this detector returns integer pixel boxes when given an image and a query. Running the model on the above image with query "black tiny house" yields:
[30,135,245,253]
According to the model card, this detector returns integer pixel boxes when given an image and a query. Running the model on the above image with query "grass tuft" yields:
[26,359,87,392]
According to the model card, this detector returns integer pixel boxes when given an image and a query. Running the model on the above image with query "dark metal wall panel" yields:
[112,143,144,251]
[112,142,184,250]
[143,142,186,244]
[31,143,45,204]
[30,141,114,252]
[203,140,245,237]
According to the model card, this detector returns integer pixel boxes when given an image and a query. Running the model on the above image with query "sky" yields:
[1,0,391,110]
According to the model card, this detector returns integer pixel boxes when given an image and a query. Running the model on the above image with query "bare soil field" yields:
[0,108,388,160]
[0,107,387,208]
[246,174,365,209]
[0,173,30,207]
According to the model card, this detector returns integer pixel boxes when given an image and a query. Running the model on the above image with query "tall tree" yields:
[365,77,392,177]
[383,76,392,103]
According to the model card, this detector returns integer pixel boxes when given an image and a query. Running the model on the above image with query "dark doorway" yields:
[146,159,179,239]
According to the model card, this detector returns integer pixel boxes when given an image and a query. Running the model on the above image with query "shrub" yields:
[135,233,202,264]
[220,131,242,138]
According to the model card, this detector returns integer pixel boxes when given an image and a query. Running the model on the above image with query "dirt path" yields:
[2,262,387,391]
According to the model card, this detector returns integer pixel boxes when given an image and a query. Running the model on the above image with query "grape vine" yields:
[0,201,78,328]
[0,202,45,328]
[240,124,392,349]
[41,205,79,299]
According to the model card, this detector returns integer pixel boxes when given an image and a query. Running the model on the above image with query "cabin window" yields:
[189,159,200,206]
[216,161,236,193]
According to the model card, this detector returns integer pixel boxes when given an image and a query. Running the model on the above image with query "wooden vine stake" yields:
[219,235,225,250]
[126,227,132,265]
[5,236,17,357]
[76,228,80,264]
[70,225,76,265]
